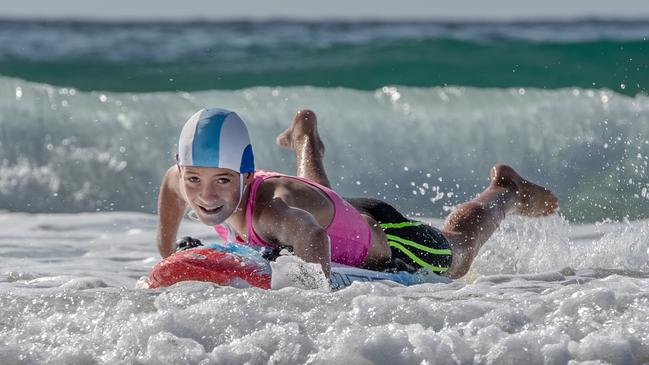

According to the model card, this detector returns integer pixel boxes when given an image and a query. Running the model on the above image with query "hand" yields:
[175,236,203,252]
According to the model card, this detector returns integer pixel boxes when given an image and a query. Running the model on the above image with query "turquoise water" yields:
[2,19,649,364]
[0,19,648,222]
[0,20,648,94]
[1,77,648,222]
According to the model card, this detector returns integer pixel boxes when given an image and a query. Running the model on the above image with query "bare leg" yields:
[277,109,330,187]
[277,110,392,267]
[442,164,559,278]
[277,115,559,277]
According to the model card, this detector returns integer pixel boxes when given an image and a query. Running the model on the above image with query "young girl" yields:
[156,108,559,279]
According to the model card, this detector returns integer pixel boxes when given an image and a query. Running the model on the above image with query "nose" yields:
[198,182,220,202]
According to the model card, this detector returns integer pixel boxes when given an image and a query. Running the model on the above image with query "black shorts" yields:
[345,197,453,274]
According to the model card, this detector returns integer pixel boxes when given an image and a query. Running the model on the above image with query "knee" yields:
[443,202,489,233]
[446,263,470,279]
[444,246,473,278]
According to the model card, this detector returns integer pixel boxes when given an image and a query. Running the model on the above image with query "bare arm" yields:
[156,166,187,257]
[254,197,331,278]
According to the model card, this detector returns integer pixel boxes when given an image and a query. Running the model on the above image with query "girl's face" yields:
[180,166,245,226]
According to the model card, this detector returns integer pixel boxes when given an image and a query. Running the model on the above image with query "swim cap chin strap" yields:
[233,173,247,213]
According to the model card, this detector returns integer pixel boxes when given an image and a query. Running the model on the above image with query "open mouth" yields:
[199,205,224,215]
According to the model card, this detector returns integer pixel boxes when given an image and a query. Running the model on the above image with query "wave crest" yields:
[1,76,648,222]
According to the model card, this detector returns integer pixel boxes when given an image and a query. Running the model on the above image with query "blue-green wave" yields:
[0,20,648,94]
[2,76,649,222]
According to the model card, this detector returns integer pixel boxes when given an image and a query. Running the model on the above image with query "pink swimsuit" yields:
[215,170,371,267]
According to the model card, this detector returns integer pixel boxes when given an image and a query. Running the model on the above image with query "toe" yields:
[276,128,293,149]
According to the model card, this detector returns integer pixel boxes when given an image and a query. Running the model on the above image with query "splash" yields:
[1,77,648,222]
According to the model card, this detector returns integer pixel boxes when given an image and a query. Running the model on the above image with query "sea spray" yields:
[1,211,649,364]
[1,77,648,222]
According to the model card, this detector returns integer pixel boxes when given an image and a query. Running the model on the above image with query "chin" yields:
[196,214,226,226]
[194,207,233,226]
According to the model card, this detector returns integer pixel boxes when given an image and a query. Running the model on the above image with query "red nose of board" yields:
[147,247,272,289]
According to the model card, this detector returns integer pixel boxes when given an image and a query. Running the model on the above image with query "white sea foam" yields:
[1,212,648,364]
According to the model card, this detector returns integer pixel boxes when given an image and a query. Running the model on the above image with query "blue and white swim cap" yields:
[177,108,254,173]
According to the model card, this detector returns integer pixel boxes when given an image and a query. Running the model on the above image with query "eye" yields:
[186,176,200,183]
[216,178,231,184]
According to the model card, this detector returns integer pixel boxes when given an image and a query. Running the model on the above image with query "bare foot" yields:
[490,164,559,217]
[276,109,325,156]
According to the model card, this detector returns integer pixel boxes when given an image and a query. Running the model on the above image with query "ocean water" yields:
[1,213,649,364]
[1,19,649,364]
[2,76,649,222]
[0,20,648,94]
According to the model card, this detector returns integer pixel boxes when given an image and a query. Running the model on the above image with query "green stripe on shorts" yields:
[384,234,452,256]
[387,241,449,272]
[379,221,424,229]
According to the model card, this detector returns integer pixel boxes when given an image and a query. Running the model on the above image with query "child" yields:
[156,108,559,278]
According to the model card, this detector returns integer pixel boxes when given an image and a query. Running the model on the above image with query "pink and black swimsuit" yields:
[215,170,372,267]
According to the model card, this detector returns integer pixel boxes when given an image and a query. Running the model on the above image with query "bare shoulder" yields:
[252,185,328,248]
[251,184,292,245]
[252,175,334,231]
[255,177,291,200]
[254,176,329,207]
[252,178,290,219]
[161,165,182,197]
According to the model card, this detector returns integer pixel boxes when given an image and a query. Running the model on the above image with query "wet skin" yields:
[276,109,559,278]
[157,165,335,278]
[157,109,559,279]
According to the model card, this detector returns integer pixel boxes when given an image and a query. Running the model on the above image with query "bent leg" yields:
[277,109,330,187]
[442,164,559,278]
[277,110,392,266]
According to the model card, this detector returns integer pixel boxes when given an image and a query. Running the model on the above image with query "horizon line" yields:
[2,15,649,24]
